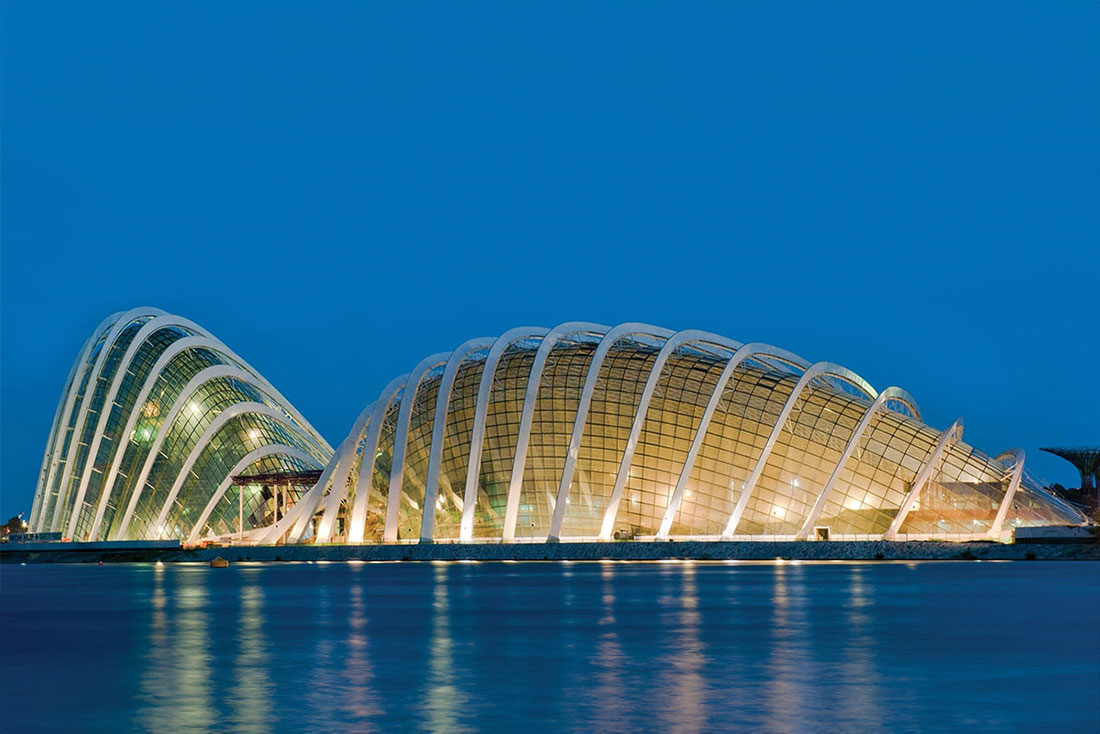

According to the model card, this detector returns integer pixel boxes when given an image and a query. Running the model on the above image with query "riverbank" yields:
[3,539,1098,563]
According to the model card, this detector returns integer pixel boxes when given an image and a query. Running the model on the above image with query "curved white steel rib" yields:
[502,322,608,541]
[30,316,112,530]
[185,445,314,544]
[347,375,410,543]
[113,366,285,539]
[48,307,167,532]
[580,329,737,541]
[314,403,376,543]
[655,343,810,539]
[420,339,494,541]
[722,361,877,538]
[882,418,963,540]
[67,315,213,538]
[385,354,451,542]
[989,449,1025,539]
[460,327,550,541]
[794,386,918,540]
[150,402,312,538]
[537,323,676,540]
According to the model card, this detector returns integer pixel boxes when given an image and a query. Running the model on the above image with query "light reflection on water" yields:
[2,561,1098,733]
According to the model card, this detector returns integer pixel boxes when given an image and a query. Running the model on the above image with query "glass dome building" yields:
[28,308,332,543]
[260,322,1085,545]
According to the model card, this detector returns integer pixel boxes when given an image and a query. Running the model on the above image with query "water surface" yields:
[2,561,1097,733]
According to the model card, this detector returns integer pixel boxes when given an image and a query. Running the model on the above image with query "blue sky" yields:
[2,1,1098,515]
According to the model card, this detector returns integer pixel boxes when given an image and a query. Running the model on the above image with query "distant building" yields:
[31,311,1086,545]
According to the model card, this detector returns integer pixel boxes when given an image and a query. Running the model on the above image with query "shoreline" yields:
[3,539,1098,564]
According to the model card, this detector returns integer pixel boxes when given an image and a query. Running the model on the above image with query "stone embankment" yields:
[3,539,1098,563]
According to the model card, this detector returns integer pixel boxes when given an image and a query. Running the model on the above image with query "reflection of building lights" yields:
[188,401,200,415]
[845,498,863,510]
[685,490,692,498]
[141,401,160,418]
[771,506,785,519]
[248,430,259,440]
[792,478,799,487]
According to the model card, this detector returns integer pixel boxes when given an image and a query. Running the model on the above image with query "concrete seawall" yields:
[3,539,1098,563]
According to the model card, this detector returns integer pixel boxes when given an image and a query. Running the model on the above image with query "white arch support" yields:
[48,307,167,532]
[150,402,311,538]
[502,322,608,541]
[544,323,677,540]
[185,445,314,544]
[34,311,123,531]
[582,330,737,541]
[420,339,494,541]
[655,343,810,539]
[30,318,108,530]
[385,354,451,542]
[313,405,376,543]
[989,449,1026,540]
[882,419,964,540]
[67,315,213,538]
[113,368,288,539]
[347,376,410,543]
[794,386,917,540]
[722,361,877,538]
[460,327,549,541]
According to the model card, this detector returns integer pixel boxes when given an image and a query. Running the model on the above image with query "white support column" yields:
[314,403,376,543]
[794,386,919,540]
[347,376,409,543]
[655,344,809,539]
[185,446,313,544]
[583,330,736,541]
[29,320,103,530]
[988,449,1026,540]
[882,419,963,540]
[113,366,285,540]
[385,354,451,542]
[48,307,167,533]
[502,322,608,541]
[460,327,550,541]
[420,339,494,541]
[721,362,877,538]
[151,402,308,538]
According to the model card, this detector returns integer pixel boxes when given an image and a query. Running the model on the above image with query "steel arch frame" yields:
[655,343,811,539]
[721,361,878,538]
[794,386,921,540]
[502,322,608,541]
[459,327,550,541]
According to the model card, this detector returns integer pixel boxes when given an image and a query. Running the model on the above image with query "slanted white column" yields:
[721,362,876,538]
[314,403,376,543]
[385,354,451,542]
[794,386,920,540]
[420,339,493,541]
[549,324,677,540]
[502,322,607,541]
[460,327,550,541]
[345,376,409,543]
[988,449,1025,540]
[882,419,963,540]
[655,344,809,539]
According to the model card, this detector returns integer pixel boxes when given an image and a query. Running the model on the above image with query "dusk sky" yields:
[2,1,1097,516]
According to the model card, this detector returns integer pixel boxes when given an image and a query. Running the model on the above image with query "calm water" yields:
[1,561,1097,733]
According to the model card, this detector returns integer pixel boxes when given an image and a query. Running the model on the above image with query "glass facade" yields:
[32,315,1085,545]
[306,324,1084,544]
[30,309,332,542]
